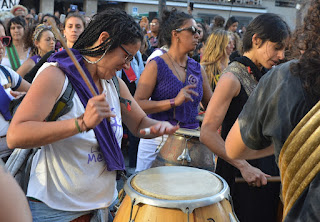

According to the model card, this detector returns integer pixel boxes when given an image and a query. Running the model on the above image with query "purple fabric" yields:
[30,55,41,64]
[47,49,125,171]
[149,56,203,129]
[0,86,12,121]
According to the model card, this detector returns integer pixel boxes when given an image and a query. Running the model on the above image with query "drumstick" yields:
[47,18,97,97]
[235,176,281,183]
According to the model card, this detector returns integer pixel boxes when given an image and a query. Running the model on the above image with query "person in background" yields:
[200,13,290,222]
[201,29,234,91]
[229,31,243,62]
[16,24,55,78]
[0,160,32,221]
[40,13,60,28]
[54,10,60,20]
[25,13,36,29]
[10,5,28,18]
[30,8,38,21]
[7,8,178,222]
[63,12,85,49]
[2,16,31,71]
[211,15,225,31]
[0,20,30,162]
[191,22,208,63]
[134,8,212,172]
[139,16,149,36]
[225,16,238,33]
[148,17,160,50]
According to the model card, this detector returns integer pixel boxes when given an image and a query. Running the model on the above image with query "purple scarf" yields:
[48,49,125,171]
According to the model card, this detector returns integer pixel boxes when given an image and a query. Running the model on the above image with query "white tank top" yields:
[27,62,123,211]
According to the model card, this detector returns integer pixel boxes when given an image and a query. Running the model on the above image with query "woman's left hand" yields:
[10,91,26,99]
[140,122,179,137]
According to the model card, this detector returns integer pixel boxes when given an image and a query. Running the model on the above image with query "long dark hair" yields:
[73,8,143,57]
[242,13,290,53]
[290,0,320,99]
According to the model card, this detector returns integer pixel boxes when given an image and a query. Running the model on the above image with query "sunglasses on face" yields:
[120,45,134,64]
[0,36,11,47]
[150,22,158,26]
[175,26,201,35]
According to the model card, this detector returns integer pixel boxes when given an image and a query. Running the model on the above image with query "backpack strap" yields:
[112,76,132,111]
[46,80,75,121]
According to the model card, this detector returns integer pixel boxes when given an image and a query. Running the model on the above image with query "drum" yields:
[151,128,215,172]
[114,166,238,222]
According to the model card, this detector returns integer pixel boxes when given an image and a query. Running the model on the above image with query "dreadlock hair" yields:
[159,8,193,48]
[290,0,320,99]
[73,8,143,57]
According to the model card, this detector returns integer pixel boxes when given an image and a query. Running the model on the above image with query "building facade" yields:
[18,0,301,30]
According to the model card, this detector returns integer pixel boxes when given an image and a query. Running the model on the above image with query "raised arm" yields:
[200,72,270,186]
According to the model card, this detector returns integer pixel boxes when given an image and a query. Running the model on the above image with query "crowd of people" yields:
[0,1,320,221]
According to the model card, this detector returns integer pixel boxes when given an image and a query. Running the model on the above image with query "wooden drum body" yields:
[152,128,215,172]
[114,166,238,222]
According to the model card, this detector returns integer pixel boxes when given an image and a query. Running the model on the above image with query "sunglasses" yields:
[120,45,134,64]
[0,36,11,47]
[175,26,201,35]
[150,22,158,26]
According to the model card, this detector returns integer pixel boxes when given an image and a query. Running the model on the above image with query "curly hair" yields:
[201,29,229,90]
[159,8,193,47]
[290,0,320,99]
[73,8,143,57]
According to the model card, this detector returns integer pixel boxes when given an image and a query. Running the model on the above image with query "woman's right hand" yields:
[82,92,116,129]
[174,84,199,106]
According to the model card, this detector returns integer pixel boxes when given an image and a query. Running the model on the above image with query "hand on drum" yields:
[239,164,271,187]
[140,122,179,138]
[175,85,199,106]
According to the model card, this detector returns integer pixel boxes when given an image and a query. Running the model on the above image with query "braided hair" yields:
[159,8,193,48]
[73,8,143,57]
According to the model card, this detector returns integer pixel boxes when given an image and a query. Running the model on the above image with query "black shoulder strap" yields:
[46,80,75,121]
[112,76,132,111]
[24,50,55,83]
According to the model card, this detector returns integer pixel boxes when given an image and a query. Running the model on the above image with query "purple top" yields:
[30,55,41,64]
[47,49,125,172]
[149,56,203,129]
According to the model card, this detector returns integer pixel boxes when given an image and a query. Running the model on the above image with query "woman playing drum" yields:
[134,8,212,172]
[200,13,290,222]
[7,8,178,222]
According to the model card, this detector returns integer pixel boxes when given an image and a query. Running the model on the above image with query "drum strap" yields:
[279,100,320,220]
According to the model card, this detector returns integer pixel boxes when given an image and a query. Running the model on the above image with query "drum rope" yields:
[186,207,190,222]
[129,198,136,222]
[155,135,165,152]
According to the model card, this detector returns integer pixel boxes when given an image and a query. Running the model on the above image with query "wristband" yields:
[170,98,175,108]
[75,118,82,133]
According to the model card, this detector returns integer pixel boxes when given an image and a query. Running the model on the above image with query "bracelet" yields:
[75,118,82,133]
[78,114,91,132]
[170,98,175,108]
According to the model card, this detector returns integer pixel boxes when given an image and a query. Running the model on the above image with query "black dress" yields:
[216,58,280,222]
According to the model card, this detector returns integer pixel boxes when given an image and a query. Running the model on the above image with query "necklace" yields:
[167,53,188,82]
[167,53,187,72]
[82,49,107,64]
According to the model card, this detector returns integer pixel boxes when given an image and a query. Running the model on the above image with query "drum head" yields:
[131,166,223,200]
[175,128,200,137]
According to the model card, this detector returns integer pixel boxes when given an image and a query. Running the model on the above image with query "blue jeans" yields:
[28,200,113,222]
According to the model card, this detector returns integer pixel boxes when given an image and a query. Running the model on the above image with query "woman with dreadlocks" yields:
[7,8,178,222]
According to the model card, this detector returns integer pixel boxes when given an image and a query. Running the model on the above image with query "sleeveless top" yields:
[1,47,31,69]
[149,56,203,129]
[30,55,41,64]
[27,62,122,211]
